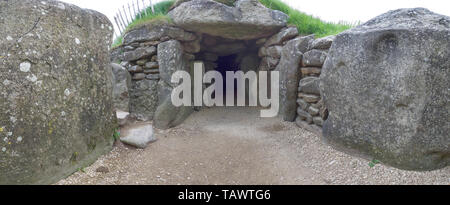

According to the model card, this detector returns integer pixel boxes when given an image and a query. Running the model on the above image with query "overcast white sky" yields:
[59,0,450,36]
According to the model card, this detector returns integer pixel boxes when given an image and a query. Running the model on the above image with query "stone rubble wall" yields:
[296,36,334,131]
[113,22,197,121]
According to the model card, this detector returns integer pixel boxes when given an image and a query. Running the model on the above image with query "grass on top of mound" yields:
[111,0,175,48]
[112,0,356,48]
[259,0,355,37]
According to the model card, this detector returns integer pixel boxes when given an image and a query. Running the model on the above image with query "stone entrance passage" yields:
[215,54,239,97]
[114,0,306,130]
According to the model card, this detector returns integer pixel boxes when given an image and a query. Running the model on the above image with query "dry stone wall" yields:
[115,22,197,122]
[295,36,334,131]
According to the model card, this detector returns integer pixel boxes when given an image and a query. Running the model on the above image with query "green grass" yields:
[111,0,175,48]
[112,0,356,48]
[259,0,356,37]
[129,0,175,29]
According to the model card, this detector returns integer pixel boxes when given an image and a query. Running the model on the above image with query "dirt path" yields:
[58,107,449,185]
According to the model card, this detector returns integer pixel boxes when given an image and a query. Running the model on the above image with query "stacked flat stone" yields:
[295,35,335,129]
[257,26,299,71]
[116,22,197,121]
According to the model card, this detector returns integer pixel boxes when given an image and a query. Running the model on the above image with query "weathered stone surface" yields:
[255,38,267,46]
[276,37,308,121]
[132,73,146,80]
[259,56,279,71]
[299,77,320,95]
[295,116,322,135]
[0,0,116,184]
[319,106,328,120]
[146,74,161,80]
[144,68,160,74]
[117,111,130,127]
[154,40,194,129]
[182,36,202,53]
[259,45,282,58]
[128,65,143,73]
[136,59,147,66]
[309,35,335,50]
[296,35,316,53]
[158,40,186,87]
[144,62,159,69]
[121,46,156,62]
[123,22,196,45]
[154,98,195,129]
[320,8,450,171]
[239,52,260,72]
[298,93,320,103]
[168,0,288,40]
[296,98,309,110]
[300,67,321,76]
[313,117,324,127]
[302,49,327,67]
[297,108,313,124]
[264,26,299,47]
[307,106,320,116]
[111,64,131,112]
[110,46,123,63]
[129,79,159,121]
[120,124,156,149]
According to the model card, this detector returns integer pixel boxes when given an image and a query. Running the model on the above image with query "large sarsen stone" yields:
[0,0,117,184]
[168,0,288,40]
[320,8,450,171]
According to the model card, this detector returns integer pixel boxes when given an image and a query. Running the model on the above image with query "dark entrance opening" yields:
[215,54,240,98]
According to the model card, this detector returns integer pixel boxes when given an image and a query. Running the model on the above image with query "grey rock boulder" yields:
[158,40,187,86]
[121,46,156,62]
[276,36,311,122]
[264,26,299,47]
[168,0,288,40]
[320,8,450,171]
[123,21,196,45]
[299,77,320,95]
[259,56,279,71]
[120,124,156,149]
[309,35,335,50]
[302,49,327,67]
[111,63,132,112]
[129,79,159,121]
[0,0,116,184]
[154,40,195,129]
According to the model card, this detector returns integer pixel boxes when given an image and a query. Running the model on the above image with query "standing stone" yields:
[154,40,194,129]
[111,64,132,112]
[0,0,116,184]
[320,8,450,171]
[276,37,309,121]
[129,79,159,121]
